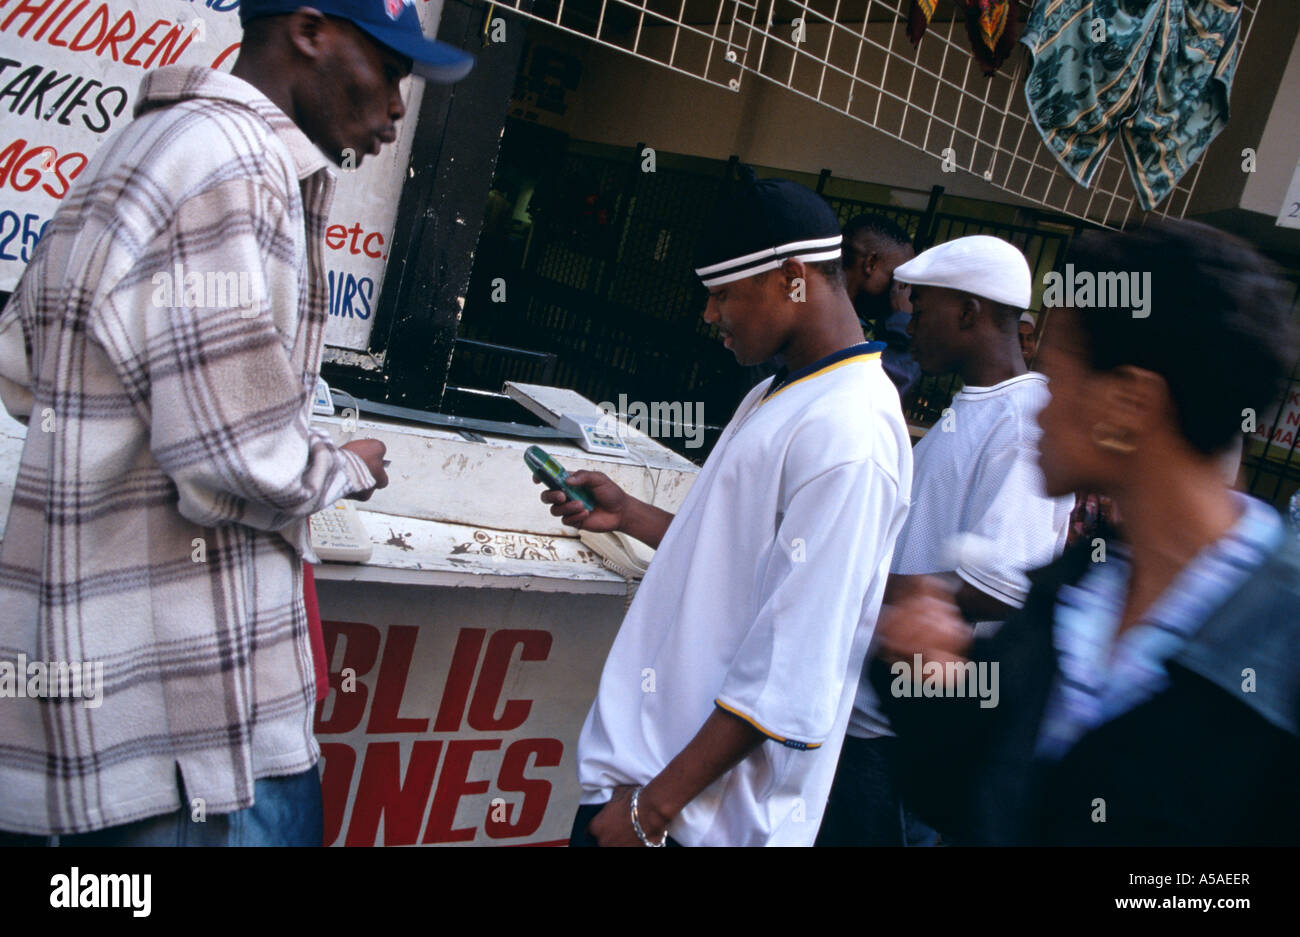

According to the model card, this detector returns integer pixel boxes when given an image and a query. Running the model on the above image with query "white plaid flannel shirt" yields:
[0,66,374,834]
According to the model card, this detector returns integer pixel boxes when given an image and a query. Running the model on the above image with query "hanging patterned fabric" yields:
[908,0,1021,76]
[1021,0,1243,211]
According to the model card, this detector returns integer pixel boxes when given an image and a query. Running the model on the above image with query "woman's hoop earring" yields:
[1091,422,1137,454]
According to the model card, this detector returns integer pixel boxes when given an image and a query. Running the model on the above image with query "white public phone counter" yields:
[0,389,700,847]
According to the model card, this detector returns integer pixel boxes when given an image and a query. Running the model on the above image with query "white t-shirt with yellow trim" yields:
[575,347,912,846]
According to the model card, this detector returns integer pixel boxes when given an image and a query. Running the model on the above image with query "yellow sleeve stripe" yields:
[714,700,822,750]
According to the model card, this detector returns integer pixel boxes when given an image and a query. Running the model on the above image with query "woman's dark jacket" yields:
[871,531,1300,846]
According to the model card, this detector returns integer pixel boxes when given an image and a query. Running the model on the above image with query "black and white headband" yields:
[694,234,844,288]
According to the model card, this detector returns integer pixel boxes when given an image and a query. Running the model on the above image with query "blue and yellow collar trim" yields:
[761,341,886,404]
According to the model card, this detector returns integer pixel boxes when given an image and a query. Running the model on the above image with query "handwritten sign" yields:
[1253,386,1300,455]
[1278,157,1300,231]
[0,0,435,349]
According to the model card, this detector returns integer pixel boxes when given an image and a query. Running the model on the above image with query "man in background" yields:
[0,1,472,845]
[843,214,921,399]
[1019,311,1039,365]
[817,235,1072,846]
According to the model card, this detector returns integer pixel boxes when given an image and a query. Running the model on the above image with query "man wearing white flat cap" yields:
[817,235,1072,846]
[1019,312,1040,365]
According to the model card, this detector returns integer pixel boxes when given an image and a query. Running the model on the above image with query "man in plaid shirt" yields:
[0,2,472,845]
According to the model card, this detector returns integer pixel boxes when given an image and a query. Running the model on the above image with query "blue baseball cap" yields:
[239,0,476,83]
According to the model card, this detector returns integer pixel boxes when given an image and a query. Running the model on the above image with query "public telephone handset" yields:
[580,529,655,579]
[309,499,373,563]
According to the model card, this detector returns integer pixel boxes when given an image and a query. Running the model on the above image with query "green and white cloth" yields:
[1021,0,1242,211]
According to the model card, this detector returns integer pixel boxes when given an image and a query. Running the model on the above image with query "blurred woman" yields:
[870,220,1300,845]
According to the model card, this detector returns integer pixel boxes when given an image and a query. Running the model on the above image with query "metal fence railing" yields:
[454,137,1300,511]
[454,139,1088,459]
[1241,271,1300,511]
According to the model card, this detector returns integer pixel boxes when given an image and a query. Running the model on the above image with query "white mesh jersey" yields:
[848,371,1072,738]
[576,347,912,846]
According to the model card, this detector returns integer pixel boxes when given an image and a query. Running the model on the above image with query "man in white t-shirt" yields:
[816,235,1072,846]
[538,171,912,846]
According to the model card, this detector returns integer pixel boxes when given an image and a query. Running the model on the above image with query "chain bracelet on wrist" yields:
[630,786,666,847]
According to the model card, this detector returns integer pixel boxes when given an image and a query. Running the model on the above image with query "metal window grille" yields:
[457,135,1300,509]
[457,141,1080,449]
[1242,272,1300,509]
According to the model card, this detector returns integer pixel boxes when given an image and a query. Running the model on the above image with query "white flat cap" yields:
[1019,311,1037,327]
[893,235,1032,309]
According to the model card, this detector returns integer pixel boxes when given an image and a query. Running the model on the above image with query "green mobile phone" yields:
[524,445,596,511]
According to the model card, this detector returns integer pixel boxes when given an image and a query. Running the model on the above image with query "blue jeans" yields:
[815,736,944,846]
[815,736,905,846]
[904,808,942,847]
[0,765,323,847]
